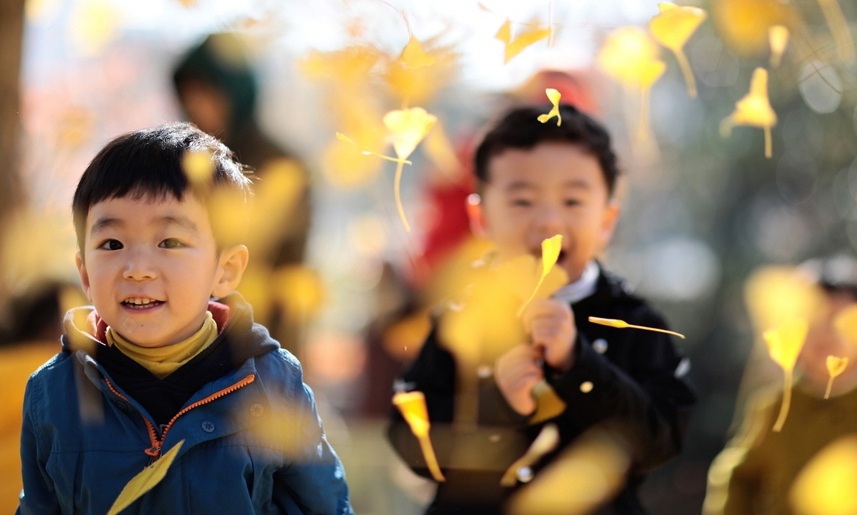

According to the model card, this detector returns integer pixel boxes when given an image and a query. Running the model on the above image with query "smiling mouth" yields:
[122,298,164,309]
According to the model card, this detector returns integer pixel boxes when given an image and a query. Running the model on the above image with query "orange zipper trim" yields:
[104,373,256,460]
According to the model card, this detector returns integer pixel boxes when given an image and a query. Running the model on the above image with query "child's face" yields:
[76,194,246,348]
[475,142,619,282]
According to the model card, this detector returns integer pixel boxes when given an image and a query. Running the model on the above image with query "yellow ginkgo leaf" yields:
[597,27,666,145]
[335,131,406,164]
[516,235,563,316]
[399,36,436,68]
[393,391,445,482]
[108,440,185,515]
[764,320,808,371]
[598,27,664,89]
[537,88,562,126]
[763,319,809,431]
[648,2,707,97]
[182,149,214,194]
[825,355,849,399]
[495,18,512,44]
[744,266,823,335]
[720,67,777,158]
[495,18,551,63]
[383,107,438,161]
[69,0,120,56]
[789,435,857,515]
[383,107,437,232]
[271,265,325,321]
[768,25,789,68]
[588,317,686,339]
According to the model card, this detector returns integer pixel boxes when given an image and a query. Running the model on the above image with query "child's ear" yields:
[75,252,92,301]
[466,193,487,237]
[600,200,621,247]
[212,244,249,298]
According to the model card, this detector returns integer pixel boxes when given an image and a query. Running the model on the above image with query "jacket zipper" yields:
[104,373,256,461]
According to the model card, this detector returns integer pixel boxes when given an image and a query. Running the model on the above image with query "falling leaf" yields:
[506,429,631,514]
[500,424,559,486]
[597,27,665,146]
[789,435,857,515]
[384,107,438,161]
[711,0,797,57]
[382,107,438,232]
[69,0,120,56]
[387,36,457,105]
[335,131,407,164]
[530,381,567,424]
[181,149,214,192]
[108,440,185,515]
[825,355,849,399]
[271,265,325,322]
[763,320,809,431]
[720,67,777,158]
[648,2,707,97]
[393,391,445,481]
[537,89,562,126]
[398,36,437,68]
[768,25,789,67]
[588,317,685,339]
[517,235,563,316]
[495,18,551,63]
[744,266,823,334]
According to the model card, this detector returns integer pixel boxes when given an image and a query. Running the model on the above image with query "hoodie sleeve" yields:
[17,377,62,515]
[271,354,353,514]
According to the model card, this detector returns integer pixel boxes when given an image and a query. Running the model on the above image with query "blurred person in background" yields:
[358,69,601,419]
[387,103,696,514]
[704,255,857,515]
[172,32,312,356]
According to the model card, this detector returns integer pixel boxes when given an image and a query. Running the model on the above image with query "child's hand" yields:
[522,298,576,373]
[495,344,543,415]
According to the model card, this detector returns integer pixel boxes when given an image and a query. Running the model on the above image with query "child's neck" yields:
[107,312,218,378]
[552,261,599,304]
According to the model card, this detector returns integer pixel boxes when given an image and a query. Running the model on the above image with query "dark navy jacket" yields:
[18,293,352,514]
[388,266,696,514]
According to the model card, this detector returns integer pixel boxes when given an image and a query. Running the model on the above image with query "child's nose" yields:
[123,250,157,280]
[535,205,563,233]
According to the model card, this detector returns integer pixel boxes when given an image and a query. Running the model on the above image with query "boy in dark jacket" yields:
[17,123,352,514]
[387,104,696,514]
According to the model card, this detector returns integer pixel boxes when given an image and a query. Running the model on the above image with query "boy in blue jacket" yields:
[17,123,352,514]
[387,104,696,514]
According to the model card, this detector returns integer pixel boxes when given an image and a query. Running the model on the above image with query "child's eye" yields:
[159,238,185,249]
[564,199,582,207]
[510,199,532,207]
[96,239,123,251]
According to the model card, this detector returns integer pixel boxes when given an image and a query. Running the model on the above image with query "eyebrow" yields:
[89,214,200,237]
[504,178,593,192]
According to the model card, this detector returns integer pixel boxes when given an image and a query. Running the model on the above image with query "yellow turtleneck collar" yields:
[106,311,218,379]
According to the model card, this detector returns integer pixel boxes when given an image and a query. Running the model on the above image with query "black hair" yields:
[72,122,252,251]
[473,103,620,197]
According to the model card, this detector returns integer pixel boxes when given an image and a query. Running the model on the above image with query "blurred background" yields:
[1,0,856,513]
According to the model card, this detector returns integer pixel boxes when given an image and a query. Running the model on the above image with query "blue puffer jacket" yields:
[17,294,352,514]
